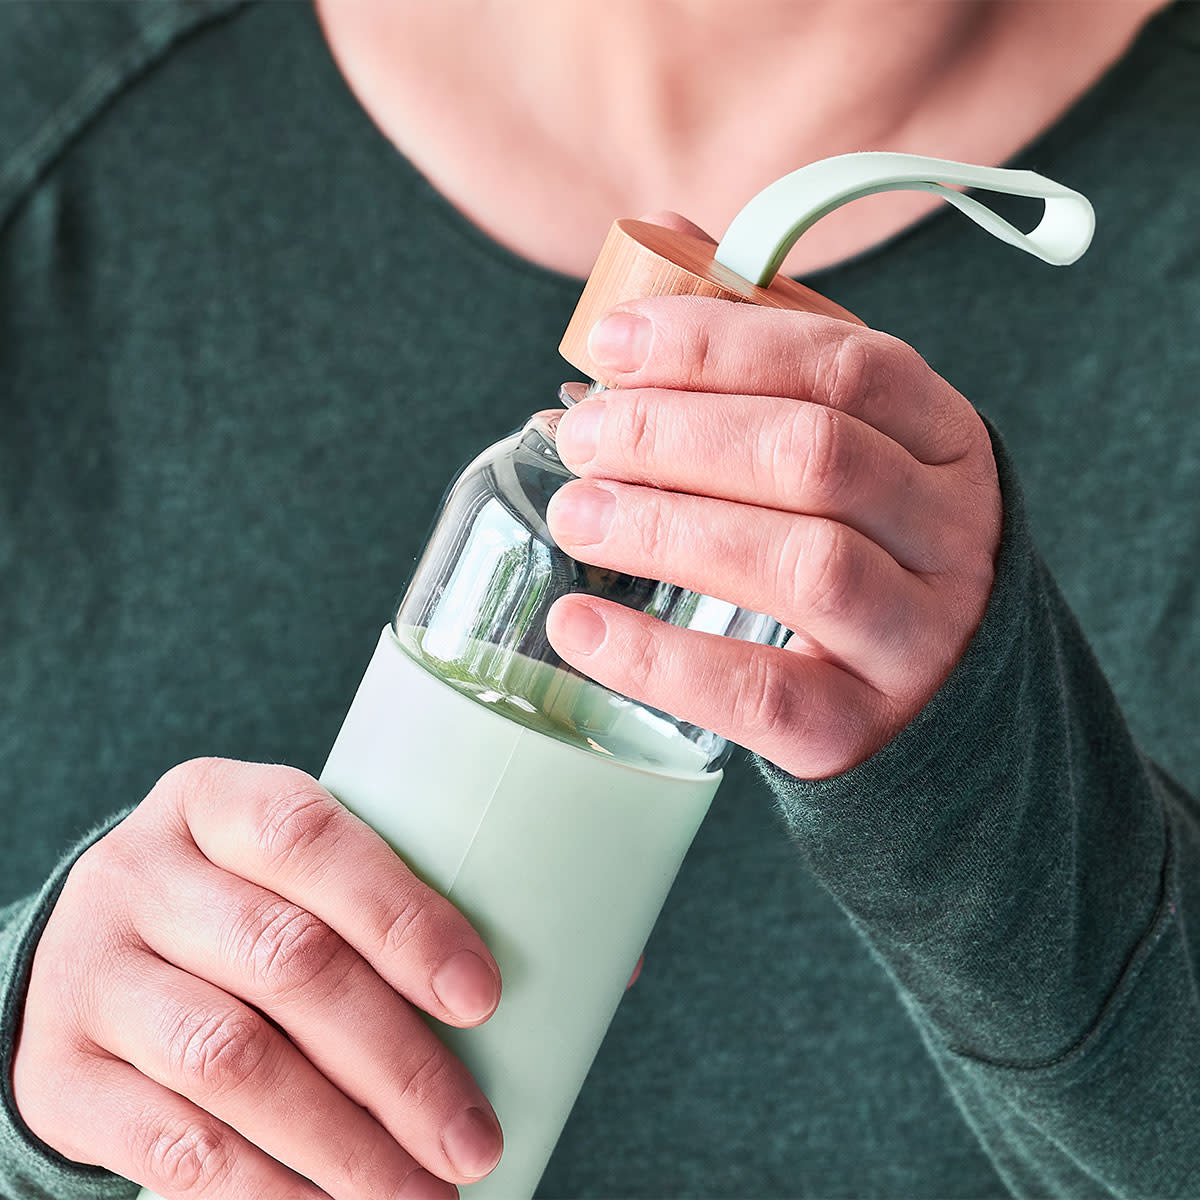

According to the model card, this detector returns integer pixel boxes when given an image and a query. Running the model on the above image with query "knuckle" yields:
[797,522,857,620]
[332,1131,374,1182]
[69,822,154,908]
[674,311,716,388]
[620,614,667,695]
[772,404,847,509]
[954,411,1002,478]
[800,406,847,504]
[768,523,806,608]
[822,330,878,412]
[613,392,657,465]
[735,651,796,734]
[47,848,137,1022]
[381,888,435,959]
[395,1043,455,1110]
[140,1115,234,1197]
[250,776,340,874]
[150,756,232,810]
[628,491,676,564]
[68,836,113,889]
[62,838,125,914]
[820,326,923,414]
[231,899,344,999]
[166,1005,273,1098]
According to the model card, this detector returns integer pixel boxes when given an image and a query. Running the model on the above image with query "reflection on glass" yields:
[394,411,785,772]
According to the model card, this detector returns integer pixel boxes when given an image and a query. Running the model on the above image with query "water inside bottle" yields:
[395,624,713,777]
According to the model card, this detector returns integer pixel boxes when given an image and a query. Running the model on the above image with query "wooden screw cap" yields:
[559,219,864,386]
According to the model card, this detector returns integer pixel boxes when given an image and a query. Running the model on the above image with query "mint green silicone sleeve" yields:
[138,627,715,1200]
[328,629,716,1198]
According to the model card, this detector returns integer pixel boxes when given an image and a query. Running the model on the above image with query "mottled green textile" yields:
[1,2,1198,1197]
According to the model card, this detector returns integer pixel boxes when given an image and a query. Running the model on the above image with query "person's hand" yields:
[12,758,504,1199]
[546,292,1002,780]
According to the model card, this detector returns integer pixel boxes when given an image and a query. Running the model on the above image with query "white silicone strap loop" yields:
[714,151,1096,286]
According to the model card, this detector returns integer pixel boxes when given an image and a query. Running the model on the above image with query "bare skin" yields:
[13,1,1171,1195]
[315,0,1166,276]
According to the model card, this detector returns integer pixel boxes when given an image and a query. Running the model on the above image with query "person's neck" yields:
[316,0,1167,278]
[488,3,988,211]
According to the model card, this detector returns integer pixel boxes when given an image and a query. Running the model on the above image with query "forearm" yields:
[929,782,1198,1198]
[763,431,1194,1194]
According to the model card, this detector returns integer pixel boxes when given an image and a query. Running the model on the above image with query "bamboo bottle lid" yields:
[559,218,864,386]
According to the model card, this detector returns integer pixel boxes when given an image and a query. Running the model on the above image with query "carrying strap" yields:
[714,151,1095,286]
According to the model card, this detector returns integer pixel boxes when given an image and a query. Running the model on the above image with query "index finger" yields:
[155,758,501,1028]
[584,296,977,465]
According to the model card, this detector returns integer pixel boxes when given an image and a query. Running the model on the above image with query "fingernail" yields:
[589,311,652,372]
[557,381,589,408]
[442,1107,503,1180]
[432,950,499,1023]
[395,1167,458,1198]
[549,482,614,545]
[547,600,608,656]
[556,398,605,464]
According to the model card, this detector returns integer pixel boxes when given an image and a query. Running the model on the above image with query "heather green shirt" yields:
[2,3,1199,1197]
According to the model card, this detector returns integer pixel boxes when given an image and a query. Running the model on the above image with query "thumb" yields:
[636,209,717,245]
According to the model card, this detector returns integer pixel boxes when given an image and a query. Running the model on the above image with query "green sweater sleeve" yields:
[762,429,1198,1197]
[0,812,138,1200]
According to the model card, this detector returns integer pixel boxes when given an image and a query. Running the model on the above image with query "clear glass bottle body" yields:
[394,408,784,773]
